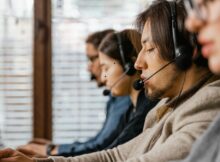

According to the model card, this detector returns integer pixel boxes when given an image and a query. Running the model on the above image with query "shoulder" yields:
[183,77,220,109]
[172,78,220,129]
[143,99,168,129]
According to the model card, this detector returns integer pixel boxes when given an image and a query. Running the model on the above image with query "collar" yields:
[156,72,214,122]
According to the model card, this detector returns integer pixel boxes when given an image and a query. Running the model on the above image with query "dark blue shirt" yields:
[56,91,159,157]
[57,95,132,156]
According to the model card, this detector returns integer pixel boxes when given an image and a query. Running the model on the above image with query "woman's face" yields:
[99,52,133,96]
[185,0,220,74]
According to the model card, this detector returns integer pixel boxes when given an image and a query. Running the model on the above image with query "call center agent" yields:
[86,29,115,87]
[169,0,220,162]
[1,1,220,162]
[98,29,158,149]
[16,29,134,157]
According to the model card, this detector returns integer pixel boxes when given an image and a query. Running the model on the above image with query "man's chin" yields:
[144,88,163,101]
[97,82,105,87]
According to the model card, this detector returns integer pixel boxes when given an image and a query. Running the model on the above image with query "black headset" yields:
[116,33,136,76]
[169,1,193,70]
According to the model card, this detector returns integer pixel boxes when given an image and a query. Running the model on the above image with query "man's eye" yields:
[146,48,154,53]
[102,67,108,72]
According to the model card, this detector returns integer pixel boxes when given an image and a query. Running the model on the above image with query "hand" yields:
[28,138,51,145]
[0,148,34,162]
[50,146,58,155]
[16,148,47,158]
[17,143,47,157]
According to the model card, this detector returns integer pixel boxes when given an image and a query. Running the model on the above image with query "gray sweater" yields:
[171,114,220,162]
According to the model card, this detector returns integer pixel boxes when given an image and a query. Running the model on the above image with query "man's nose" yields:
[87,62,93,72]
[134,50,146,71]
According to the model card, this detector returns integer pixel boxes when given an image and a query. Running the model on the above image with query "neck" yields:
[171,65,210,98]
[182,65,210,93]
[130,87,140,107]
[129,74,141,107]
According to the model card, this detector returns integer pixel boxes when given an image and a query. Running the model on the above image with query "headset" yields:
[116,33,136,75]
[103,33,137,95]
[134,0,194,90]
[169,0,193,70]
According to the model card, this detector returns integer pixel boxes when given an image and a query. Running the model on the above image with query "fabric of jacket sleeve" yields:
[170,114,220,162]
[49,132,147,162]
[57,96,131,157]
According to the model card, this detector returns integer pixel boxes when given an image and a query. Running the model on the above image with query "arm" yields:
[124,121,212,162]
[57,98,131,156]
[40,132,144,162]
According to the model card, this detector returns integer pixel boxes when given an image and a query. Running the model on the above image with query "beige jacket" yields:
[40,75,220,162]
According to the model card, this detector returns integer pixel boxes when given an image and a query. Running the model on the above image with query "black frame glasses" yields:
[87,55,99,62]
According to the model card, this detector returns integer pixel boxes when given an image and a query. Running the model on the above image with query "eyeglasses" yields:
[87,55,99,62]
[184,0,210,21]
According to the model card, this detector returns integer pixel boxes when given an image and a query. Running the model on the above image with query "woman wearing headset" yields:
[97,29,158,149]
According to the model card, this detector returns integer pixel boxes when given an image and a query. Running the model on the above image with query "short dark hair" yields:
[86,29,115,49]
[136,0,207,69]
[98,29,142,67]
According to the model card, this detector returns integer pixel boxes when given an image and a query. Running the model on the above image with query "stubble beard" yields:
[144,72,179,100]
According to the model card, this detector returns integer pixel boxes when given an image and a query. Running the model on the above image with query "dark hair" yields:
[136,0,207,69]
[86,29,115,49]
[98,29,141,68]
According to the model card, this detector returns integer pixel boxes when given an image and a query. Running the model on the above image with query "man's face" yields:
[134,22,182,100]
[86,43,103,87]
[185,0,220,74]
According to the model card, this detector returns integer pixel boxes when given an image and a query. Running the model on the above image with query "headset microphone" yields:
[90,74,96,81]
[133,79,144,91]
[133,60,175,90]
[103,68,129,96]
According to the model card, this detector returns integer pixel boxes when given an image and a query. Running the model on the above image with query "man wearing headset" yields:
[169,0,220,162]
[1,1,220,162]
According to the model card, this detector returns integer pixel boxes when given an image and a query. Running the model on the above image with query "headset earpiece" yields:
[175,46,193,70]
[124,62,136,76]
[116,33,136,76]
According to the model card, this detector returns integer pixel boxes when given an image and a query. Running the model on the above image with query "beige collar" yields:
[156,72,215,122]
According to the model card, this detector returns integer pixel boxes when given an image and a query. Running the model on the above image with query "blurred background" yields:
[0,0,150,148]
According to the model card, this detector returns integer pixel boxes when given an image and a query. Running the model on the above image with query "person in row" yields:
[171,0,220,161]
[0,0,220,162]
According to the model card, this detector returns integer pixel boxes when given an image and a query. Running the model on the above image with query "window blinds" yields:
[0,0,33,148]
[52,0,141,144]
